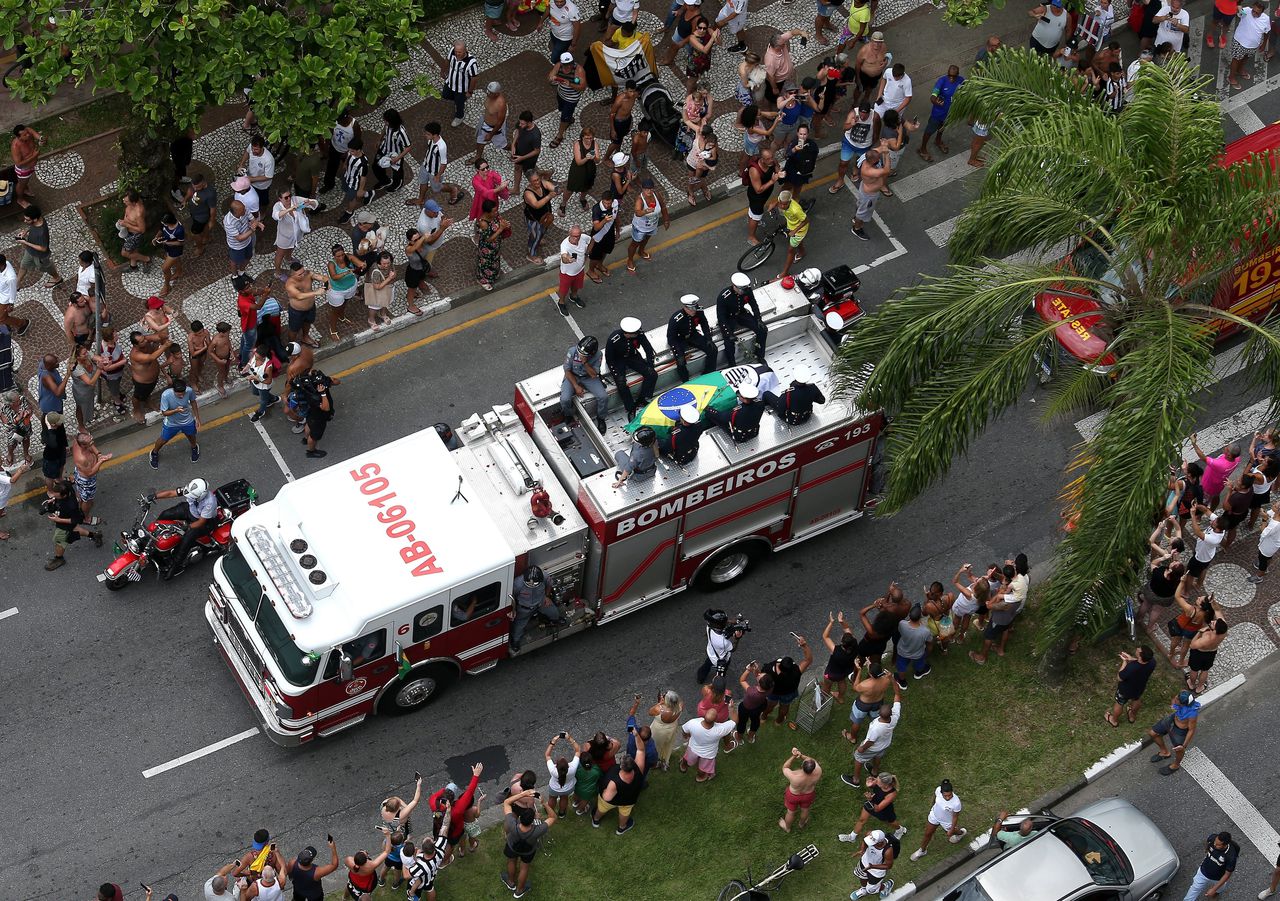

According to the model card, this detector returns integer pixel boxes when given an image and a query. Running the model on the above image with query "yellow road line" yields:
[11,174,840,504]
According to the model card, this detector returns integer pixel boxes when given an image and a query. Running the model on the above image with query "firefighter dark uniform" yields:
[605,317,658,420]
[662,407,711,465]
[706,383,765,442]
[763,380,827,425]
[667,294,718,381]
[716,272,768,367]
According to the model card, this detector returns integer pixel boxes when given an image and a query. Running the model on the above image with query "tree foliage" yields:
[832,50,1280,654]
[0,0,427,147]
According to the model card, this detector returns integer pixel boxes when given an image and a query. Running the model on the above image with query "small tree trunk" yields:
[1039,633,1074,685]
[118,115,174,221]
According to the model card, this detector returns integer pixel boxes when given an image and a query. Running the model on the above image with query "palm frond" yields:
[948,47,1101,127]
[1040,358,1110,422]
[1036,307,1214,647]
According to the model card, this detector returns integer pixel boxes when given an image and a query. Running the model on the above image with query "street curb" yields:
[887,669,1250,901]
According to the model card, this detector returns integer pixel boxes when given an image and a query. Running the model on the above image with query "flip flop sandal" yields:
[626,263,637,273]
[640,252,652,260]
[587,273,603,284]
[879,188,894,196]
[828,182,844,194]
[1126,709,1137,723]
[1104,713,1118,727]
[938,143,950,154]
[1150,753,1170,763]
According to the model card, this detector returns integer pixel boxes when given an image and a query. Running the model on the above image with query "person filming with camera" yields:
[698,609,749,684]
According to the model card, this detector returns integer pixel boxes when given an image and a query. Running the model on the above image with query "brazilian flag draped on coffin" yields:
[625,364,781,438]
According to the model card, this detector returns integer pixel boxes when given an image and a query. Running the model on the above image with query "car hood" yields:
[1073,797,1179,882]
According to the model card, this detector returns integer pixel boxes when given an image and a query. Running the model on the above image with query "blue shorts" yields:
[817,0,837,14]
[160,420,197,442]
[227,244,253,265]
[841,137,870,162]
[632,220,656,240]
[557,95,578,124]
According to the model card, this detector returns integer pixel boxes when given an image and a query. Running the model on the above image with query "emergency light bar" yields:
[246,525,313,619]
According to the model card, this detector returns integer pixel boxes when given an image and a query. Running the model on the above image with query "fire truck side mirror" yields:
[337,652,355,682]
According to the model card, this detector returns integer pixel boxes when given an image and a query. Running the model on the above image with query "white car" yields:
[940,798,1178,901]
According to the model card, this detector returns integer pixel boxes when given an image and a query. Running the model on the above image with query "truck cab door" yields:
[446,576,510,666]
[323,629,391,694]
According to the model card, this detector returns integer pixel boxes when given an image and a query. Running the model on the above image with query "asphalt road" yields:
[4,85,1280,898]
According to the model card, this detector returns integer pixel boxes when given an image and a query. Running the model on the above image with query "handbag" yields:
[296,206,312,235]
[539,209,554,227]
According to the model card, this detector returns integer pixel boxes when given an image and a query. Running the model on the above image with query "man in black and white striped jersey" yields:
[372,108,412,195]
[440,41,479,128]
[403,799,452,901]
[338,137,371,224]
[409,122,461,208]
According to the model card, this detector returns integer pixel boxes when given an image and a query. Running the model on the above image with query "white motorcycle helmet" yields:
[796,267,823,291]
[185,478,210,501]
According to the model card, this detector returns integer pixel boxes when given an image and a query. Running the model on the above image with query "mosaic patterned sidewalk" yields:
[1,0,939,458]
[1146,520,1280,686]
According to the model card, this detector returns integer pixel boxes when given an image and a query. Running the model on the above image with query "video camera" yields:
[704,608,751,639]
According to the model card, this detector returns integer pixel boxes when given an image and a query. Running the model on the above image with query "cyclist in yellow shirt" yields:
[771,189,809,278]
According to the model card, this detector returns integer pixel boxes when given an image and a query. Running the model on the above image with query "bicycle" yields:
[737,197,816,272]
[715,844,819,901]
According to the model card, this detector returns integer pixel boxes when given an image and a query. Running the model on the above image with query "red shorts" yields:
[784,788,816,811]
[559,270,585,298]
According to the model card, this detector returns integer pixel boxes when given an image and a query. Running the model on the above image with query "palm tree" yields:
[831,49,1280,670]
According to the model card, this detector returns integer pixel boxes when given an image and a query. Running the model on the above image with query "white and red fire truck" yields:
[206,281,882,745]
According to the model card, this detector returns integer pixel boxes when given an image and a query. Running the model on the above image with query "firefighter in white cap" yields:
[605,316,657,420]
[662,404,710,465]
[716,272,768,366]
[706,382,765,442]
[763,380,827,425]
[666,293,718,381]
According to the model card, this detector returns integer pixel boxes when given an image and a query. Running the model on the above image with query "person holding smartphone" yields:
[556,225,592,315]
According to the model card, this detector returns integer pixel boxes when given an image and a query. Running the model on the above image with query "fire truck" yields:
[206,280,882,745]
[1037,123,1280,372]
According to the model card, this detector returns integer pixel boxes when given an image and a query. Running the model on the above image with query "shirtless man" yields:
[71,431,111,524]
[843,658,893,744]
[285,264,327,347]
[9,123,42,209]
[779,747,823,832]
[1147,689,1200,775]
[472,82,509,165]
[119,189,152,271]
[128,332,166,423]
[62,292,93,349]
[853,34,889,106]
[209,322,233,397]
[850,145,890,242]
[607,81,639,159]
[284,341,316,431]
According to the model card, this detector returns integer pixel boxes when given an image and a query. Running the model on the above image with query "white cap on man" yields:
[620,316,642,333]
[679,405,700,424]
[680,293,701,309]
[486,81,501,94]
[731,272,751,289]
[559,52,574,64]
[865,829,887,846]
[737,383,759,400]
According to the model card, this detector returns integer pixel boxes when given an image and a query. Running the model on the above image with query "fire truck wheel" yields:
[377,663,457,716]
[695,542,765,591]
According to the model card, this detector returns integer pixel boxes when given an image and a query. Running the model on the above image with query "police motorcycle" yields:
[99,478,256,590]
[792,265,865,346]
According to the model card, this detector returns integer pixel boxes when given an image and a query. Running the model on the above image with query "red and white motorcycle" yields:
[99,478,256,590]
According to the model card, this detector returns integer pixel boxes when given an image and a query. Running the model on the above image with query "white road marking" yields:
[1084,739,1144,781]
[0,607,17,621]
[1196,671,1246,706]
[142,727,260,779]
[1220,72,1280,112]
[1230,104,1267,136]
[889,152,981,203]
[853,211,909,274]
[1180,746,1280,859]
[252,419,296,482]
[926,213,962,248]
[1176,399,1271,462]
[559,299,586,340]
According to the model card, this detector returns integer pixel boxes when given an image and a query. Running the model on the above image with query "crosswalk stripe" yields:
[1180,746,1280,860]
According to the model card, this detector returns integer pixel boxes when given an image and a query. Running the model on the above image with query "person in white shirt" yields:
[846,682,902,783]
[0,254,27,337]
[875,64,913,119]
[1187,503,1225,587]
[232,174,260,221]
[1229,0,1272,90]
[910,779,965,860]
[1248,503,1280,583]
[555,226,592,316]
[542,0,581,64]
[1152,0,1190,54]
[714,0,749,52]
[680,709,739,782]
[854,830,895,898]
[697,611,739,683]
[240,136,276,219]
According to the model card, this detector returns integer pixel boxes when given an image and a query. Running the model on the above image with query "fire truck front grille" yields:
[222,610,267,690]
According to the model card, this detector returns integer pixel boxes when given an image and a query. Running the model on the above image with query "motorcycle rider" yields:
[150,478,219,580]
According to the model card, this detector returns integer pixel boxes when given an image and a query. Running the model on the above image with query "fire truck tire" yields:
[694,541,767,591]
[377,663,457,716]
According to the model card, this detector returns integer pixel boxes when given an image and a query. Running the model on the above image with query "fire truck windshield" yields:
[223,546,320,687]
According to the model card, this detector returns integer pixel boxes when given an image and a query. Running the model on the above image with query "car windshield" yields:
[940,881,994,901]
[1048,819,1133,887]
[224,545,320,687]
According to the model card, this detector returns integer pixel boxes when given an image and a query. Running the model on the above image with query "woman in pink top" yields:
[469,159,507,221]
[1190,431,1241,507]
